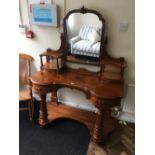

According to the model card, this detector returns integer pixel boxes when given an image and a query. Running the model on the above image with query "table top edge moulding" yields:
[30,69,124,99]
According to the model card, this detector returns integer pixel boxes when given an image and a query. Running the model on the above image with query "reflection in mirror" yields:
[64,7,105,65]
[67,13,102,39]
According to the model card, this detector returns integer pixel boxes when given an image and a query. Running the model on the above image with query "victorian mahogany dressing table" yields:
[30,7,126,144]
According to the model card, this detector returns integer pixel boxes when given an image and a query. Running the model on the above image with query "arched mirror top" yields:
[63,6,106,66]
[64,6,105,24]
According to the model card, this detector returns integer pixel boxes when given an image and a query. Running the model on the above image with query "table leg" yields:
[56,58,59,73]
[38,94,48,127]
[92,108,104,143]
[51,85,58,104]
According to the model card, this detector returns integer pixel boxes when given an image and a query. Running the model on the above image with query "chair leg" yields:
[28,100,34,120]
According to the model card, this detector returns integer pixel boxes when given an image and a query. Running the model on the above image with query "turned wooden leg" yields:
[51,85,58,104]
[28,99,34,120]
[38,94,48,127]
[56,58,59,73]
[92,108,104,143]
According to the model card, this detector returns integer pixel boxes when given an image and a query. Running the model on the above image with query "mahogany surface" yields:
[30,67,124,143]
[31,70,123,102]
[30,7,126,144]
[40,51,65,73]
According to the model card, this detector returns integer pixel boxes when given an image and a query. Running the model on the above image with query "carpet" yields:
[19,109,90,155]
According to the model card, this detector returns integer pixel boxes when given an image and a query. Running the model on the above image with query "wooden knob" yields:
[36,87,42,91]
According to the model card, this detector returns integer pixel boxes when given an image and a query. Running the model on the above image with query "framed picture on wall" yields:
[29,4,57,26]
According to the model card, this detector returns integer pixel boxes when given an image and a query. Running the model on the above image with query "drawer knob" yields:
[36,87,42,91]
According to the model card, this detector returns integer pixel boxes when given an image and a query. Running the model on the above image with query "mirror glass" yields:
[64,7,104,65]
[67,13,102,40]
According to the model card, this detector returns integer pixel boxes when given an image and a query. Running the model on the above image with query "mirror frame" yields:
[63,6,107,66]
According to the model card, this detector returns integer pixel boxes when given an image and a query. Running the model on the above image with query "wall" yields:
[19,0,64,72]
[19,0,134,83]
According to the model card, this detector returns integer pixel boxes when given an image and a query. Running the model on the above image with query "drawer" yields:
[32,84,52,95]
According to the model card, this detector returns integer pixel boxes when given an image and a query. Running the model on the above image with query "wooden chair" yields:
[19,53,34,120]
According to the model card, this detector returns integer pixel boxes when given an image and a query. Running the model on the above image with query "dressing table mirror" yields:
[63,6,107,66]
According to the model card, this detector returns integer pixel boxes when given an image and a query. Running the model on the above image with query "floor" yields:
[87,130,134,155]
[20,110,90,155]
[87,141,133,155]
[20,102,135,155]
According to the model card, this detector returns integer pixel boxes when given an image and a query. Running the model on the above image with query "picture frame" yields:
[29,4,57,26]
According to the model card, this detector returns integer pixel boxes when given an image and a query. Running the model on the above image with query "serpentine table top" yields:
[30,68,124,100]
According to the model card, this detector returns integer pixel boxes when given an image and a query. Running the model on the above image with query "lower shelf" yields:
[47,102,96,134]
[46,102,118,138]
